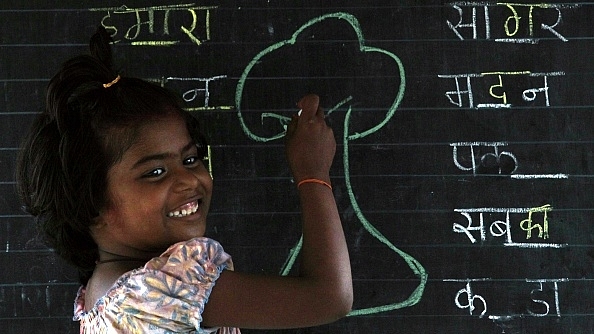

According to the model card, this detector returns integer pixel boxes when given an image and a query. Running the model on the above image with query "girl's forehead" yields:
[136,111,186,135]
[123,113,191,155]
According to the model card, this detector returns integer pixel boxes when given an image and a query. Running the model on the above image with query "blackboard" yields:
[1,1,593,333]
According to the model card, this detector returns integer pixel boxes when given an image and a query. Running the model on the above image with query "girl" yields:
[16,27,352,333]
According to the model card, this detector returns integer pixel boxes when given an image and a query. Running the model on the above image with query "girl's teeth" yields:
[168,202,199,217]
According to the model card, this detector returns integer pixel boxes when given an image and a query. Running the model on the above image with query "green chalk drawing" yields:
[235,12,427,316]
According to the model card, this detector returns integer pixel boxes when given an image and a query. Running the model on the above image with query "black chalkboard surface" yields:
[1,1,593,333]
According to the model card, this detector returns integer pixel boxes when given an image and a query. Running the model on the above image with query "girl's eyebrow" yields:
[132,141,196,169]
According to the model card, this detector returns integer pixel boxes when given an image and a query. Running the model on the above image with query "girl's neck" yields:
[95,248,152,266]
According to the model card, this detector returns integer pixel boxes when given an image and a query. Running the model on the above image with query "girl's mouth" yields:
[167,200,199,218]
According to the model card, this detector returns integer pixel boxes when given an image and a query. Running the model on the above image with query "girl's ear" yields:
[92,211,109,229]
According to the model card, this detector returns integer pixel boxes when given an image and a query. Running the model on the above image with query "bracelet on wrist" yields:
[297,178,332,190]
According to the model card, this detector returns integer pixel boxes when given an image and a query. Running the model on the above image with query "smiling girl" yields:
[16,27,352,333]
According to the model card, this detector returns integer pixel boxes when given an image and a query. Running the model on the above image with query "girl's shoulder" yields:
[75,237,236,333]
[149,237,234,274]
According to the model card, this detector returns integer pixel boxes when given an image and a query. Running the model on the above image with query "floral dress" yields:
[74,237,241,333]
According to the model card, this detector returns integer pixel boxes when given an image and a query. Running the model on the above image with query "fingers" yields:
[288,94,329,135]
[286,114,298,136]
[286,95,336,182]
[297,94,319,120]
[315,104,326,120]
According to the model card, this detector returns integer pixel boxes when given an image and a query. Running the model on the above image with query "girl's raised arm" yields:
[202,94,353,329]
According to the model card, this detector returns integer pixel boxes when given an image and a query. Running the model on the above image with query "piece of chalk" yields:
[297,109,302,116]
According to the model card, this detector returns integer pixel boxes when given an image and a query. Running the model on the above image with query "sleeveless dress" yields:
[73,237,241,333]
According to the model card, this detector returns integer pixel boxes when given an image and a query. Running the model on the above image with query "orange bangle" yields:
[297,178,332,190]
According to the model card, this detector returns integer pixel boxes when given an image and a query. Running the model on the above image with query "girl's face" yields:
[93,112,213,257]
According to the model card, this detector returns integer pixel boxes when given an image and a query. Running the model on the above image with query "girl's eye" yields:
[184,156,200,166]
[144,168,165,178]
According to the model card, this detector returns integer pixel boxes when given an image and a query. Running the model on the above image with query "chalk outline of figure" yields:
[235,12,427,316]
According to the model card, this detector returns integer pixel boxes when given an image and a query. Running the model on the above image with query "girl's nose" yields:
[173,166,200,192]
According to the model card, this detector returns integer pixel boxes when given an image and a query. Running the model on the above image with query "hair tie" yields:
[297,178,332,190]
[103,75,120,88]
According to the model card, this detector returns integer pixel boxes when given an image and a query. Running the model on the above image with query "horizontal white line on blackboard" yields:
[0,278,590,286]
[1,2,593,13]
[0,112,40,115]
[4,35,594,47]
[4,245,592,253]
[0,174,572,186]
[2,313,594,321]
[104,140,594,146]
[444,278,569,282]
[0,282,78,287]
[455,207,548,213]
[354,278,594,282]
[6,105,594,116]
[7,139,594,148]
[0,317,74,321]
[7,208,594,219]
[511,174,569,179]
[2,250,57,254]
[0,174,577,185]
[1,43,87,48]
[343,313,594,318]
[476,103,511,108]
[3,71,589,80]
[504,242,567,248]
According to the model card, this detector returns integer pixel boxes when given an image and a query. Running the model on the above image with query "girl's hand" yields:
[285,94,336,184]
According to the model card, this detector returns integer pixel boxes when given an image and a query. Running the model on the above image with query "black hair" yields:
[16,27,207,284]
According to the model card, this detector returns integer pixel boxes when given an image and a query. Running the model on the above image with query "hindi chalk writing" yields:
[450,142,569,179]
[445,278,568,320]
[438,71,565,109]
[452,205,567,248]
[90,4,217,46]
[449,278,489,317]
[451,141,518,175]
[161,75,233,111]
[447,2,576,43]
